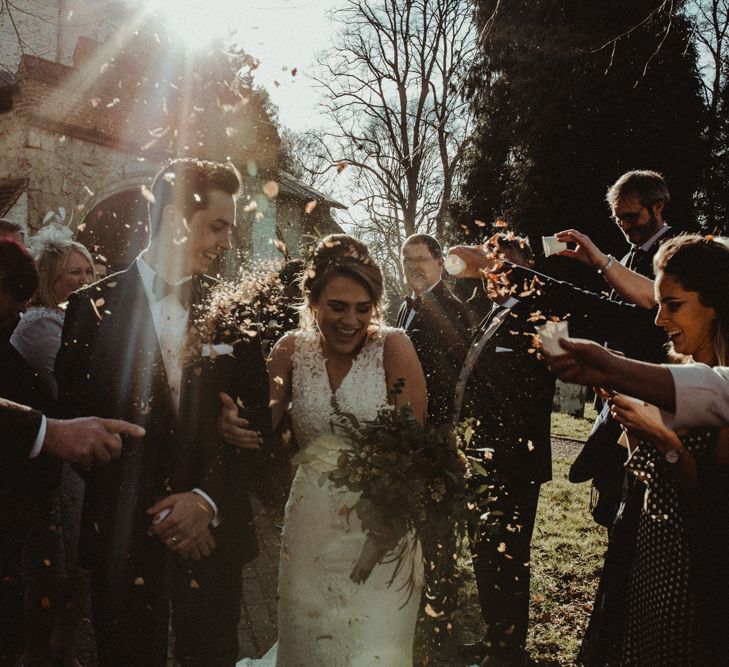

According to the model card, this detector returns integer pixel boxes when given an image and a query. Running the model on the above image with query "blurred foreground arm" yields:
[545,339,675,411]
[547,338,729,428]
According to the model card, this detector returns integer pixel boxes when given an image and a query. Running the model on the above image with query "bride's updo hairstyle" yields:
[654,234,729,365]
[299,234,386,330]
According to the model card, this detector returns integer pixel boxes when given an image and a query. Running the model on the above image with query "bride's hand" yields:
[219,392,263,450]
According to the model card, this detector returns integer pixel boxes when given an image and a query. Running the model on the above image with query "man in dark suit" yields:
[0,240,143,665]
[451,234,655,665]
[395,234,470,624]
[56,159,272,667]
[555,170,675,511]
[396,233,470,425]
[553,170,676,663]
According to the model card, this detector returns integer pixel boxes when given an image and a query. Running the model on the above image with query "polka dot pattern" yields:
[620,430,715,666]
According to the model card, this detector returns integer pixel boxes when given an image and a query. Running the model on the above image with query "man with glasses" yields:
[396,233,470,630]
[551,170,677,664]
[397,233,470,425]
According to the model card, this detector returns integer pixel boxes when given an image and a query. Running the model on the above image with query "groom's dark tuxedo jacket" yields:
[396,281,470,425]
[56,262,272,585]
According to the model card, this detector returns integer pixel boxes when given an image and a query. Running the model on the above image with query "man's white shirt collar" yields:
[638,223,670,252]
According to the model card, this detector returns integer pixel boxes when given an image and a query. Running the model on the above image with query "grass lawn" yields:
[550,405,598,441]
[418,444,606,666]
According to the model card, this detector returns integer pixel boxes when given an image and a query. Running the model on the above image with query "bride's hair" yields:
[299,234,386,330]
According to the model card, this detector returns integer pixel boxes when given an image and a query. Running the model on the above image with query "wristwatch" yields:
[597,254,615,275]
[664,448,683,464]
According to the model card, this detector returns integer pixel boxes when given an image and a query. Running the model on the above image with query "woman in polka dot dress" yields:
[609,235,729,666]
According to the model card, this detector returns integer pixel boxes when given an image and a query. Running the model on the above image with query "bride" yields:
[238,234,426,666]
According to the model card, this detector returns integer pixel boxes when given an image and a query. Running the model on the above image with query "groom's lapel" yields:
[102,264,174,426]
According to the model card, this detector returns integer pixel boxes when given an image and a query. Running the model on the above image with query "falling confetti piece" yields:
[134,577,145,586]
[190,579,200,589]
[263,181,279,198]
[336,161,348,173]
[304,200,317,214]
[140,184,155,203]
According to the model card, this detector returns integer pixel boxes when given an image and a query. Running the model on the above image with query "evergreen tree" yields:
[456,1,707,267]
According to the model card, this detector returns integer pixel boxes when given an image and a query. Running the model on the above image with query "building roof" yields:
[276,170,346,210]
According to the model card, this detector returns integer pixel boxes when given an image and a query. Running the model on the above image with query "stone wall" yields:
[0,108,148,231]
[0,0,111,73]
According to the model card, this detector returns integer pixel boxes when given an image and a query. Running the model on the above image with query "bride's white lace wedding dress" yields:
[238,327,423,667]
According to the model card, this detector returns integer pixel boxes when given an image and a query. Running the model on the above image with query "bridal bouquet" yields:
[327,389,482,602]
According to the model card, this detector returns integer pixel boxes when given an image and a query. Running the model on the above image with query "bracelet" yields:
[597,254,615,275]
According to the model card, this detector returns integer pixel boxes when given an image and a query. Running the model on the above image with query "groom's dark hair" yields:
[147,158,242,238]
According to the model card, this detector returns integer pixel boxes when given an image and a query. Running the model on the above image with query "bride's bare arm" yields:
[267,333,295,431]
[383,331,427,424]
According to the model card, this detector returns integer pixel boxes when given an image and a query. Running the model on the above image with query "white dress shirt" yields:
[136,255,219,522]
[404,279,441,330]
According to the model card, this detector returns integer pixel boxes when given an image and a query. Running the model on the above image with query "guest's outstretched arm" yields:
[554,229,656,308]
[546,339,675,410]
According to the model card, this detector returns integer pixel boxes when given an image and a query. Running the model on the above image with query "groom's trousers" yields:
[470,480,540,660]
[91,532,244,667]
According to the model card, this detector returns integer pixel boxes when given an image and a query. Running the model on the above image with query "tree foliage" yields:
[457,0,708,263]
[313,0,476,287]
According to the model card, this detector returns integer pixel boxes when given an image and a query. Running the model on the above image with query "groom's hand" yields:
[178,528,217,562]
[219,392,263,450]
[147,492,214,552]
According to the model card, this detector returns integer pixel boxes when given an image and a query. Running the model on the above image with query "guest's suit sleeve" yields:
[661,364,729,429]
[194,330,273,516]
[505,264,657,347]
[0,397,43,462]
[56,289,99,420]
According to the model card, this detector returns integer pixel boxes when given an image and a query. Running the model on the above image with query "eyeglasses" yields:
[402,256,437,267]
[613,206,646,225]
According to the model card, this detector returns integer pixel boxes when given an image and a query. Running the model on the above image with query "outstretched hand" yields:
[544,338,618,388]
[446,245,498,279]
[44,416,145,467]
[554,229,608,269]
[610,395,659,439]
[218,392,262,450]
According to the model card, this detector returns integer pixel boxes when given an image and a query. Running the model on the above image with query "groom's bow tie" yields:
[152,274,193,308]
[405,295,422,312]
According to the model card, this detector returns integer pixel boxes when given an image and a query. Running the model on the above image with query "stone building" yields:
[0,0,343,272]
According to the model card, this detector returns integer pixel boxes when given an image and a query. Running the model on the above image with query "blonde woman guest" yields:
[11,223,95,667]
[11,224,95,399]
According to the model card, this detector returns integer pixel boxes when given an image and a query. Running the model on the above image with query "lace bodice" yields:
[290,327,391,448]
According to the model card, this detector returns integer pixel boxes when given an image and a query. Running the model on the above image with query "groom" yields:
[56,158,271,667]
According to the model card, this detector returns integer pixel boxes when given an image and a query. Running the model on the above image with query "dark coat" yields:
[0,342,57,529]
[396,280,471,425]
[0,397,43,462]
[55,263,272,586]
[461,265,654,486]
